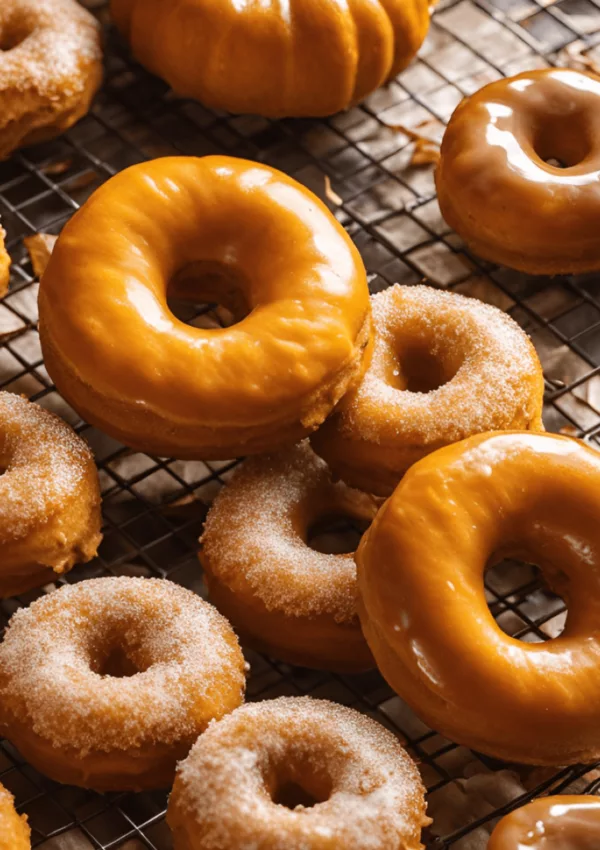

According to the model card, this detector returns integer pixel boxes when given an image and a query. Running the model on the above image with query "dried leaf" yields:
[41,158,73,177]
[383,122,440,167]
[24,233,58,278]
[66,170,99,191]
[559,424,579,437]
[0,225,9,298]
[161,492,209,521]
[324,174,343,206]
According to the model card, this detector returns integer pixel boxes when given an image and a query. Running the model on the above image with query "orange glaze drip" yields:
[489,796,600,850]
[356,431,600,765]
[436,68,600,275]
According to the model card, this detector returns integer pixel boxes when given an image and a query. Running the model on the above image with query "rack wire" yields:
[0,0,600,846]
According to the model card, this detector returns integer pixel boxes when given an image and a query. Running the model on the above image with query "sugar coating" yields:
[0,577,246,754]
[0,391,96,543]
[0,781,29,849]
[169,697,429,850]
[202,441,379,622]
[340,285,543,446]
[0,0,102,156]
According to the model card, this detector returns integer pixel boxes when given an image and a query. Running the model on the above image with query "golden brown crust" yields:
[0,577,246,791]
[436,69,600,275]
[312,285,544,496]
[0,226,9,297]
[201,441,378,671]
[167,698,429,850]
[0,783,30,850]
[0,0,103,160]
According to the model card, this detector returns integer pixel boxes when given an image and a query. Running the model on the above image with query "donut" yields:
[167,697,429,850]
[38,155,372,460]
[110,0,429,118]
[356,430,600,765]
[489,795,600,849]
[0,224,9,296]
[201,441,379,672]
[436,68,600,275]
[0,391,102,597]
[0,0,103,160]
[0,577,246,791]
[0,783,30,850]
[311,285,544,497]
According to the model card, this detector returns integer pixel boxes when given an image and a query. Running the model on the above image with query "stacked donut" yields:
[0,1,599,848]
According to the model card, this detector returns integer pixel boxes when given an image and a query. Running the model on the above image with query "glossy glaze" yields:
[489,796,600,849]
[38,155,371,459]
[110,0,429,117]
[436,69,600,274]
[357,431,600,765]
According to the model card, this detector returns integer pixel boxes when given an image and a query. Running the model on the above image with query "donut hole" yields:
[392,341,463,394]
[307,514,370,555]
[167,261,251,329]
[91,643,150,678]
[533,116,592,169]
[273,782,322,809]
[0,19,31,51]
[268,757,333,810]
[486,557,567,642]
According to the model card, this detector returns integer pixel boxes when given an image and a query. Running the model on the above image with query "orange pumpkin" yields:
[110,0,430,117]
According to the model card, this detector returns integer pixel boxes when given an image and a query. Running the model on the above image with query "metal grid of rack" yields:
[0,0,600,846]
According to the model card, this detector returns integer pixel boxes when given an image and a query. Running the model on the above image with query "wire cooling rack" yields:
[1,0,600,846]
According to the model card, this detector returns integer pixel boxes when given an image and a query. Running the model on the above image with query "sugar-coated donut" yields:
[0,577,246,791]
[311,285,544,497]
[167,697,429,850]
[357,431,600,765]
[0,224,9,296]
[201,441,378,672]
[0,0,103,160]
[489,795,600,850]
[110,0,429,118]
[0,391,102,597]
[39,155,372,460]
[436,69,600,275]
[0,783,30,850]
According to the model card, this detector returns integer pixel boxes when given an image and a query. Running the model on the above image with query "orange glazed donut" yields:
[0,391,101,597]
[489,795,600,850]
[38,155,372,460]
[167,697,429,850]
[311,285,544,497]
[0,783,30,850]
[0,0,103,160]
[201,441,378,672]
[436,69,600,275]
[0,577,246,791]
[110,0,429,118]
[357,431,600,765]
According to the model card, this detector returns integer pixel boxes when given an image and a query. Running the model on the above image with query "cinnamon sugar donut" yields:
[0,783,30,850]
[201,442,378,672]
[436,69,600,275]
[0,577,246,791]
[0,391,102,597]
[489,795,600,850]
[0,0,103,160]
[167,697,429,850]
[311,285,544,496]
[0,224,9,297]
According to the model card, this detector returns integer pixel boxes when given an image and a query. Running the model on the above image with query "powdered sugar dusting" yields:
[201,441,379,623]
[341,285,543,446]
[0,577,246,753]
[168,697,429,850]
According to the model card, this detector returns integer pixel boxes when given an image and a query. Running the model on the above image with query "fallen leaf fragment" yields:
[41,158,73,177]
[24,233,58,278]
[0,225,9,297]
[384,122,441,167]
[324,174,343,206]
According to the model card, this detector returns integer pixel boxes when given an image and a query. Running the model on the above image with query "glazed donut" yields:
[0,577,246,791]
[167,697,429,850]
[0,391,101,597]
[0,0,103,160]
[111,0,429,118]
[0,224,9,297]
[201,441,378,672]
[311,285,544,497]
[39,155,372,460]
[0,783,30,850]
[436,69,600,275]
[489,795,600,849]
[357,430,600,765]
